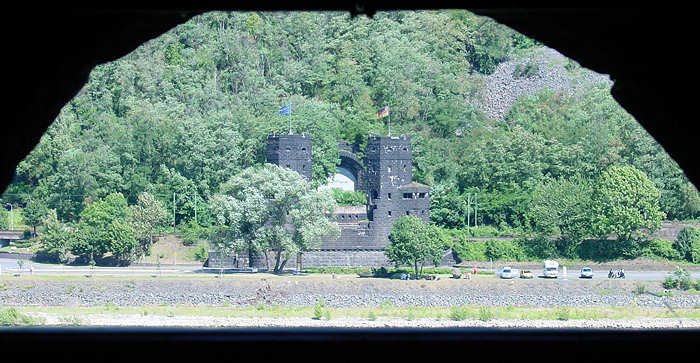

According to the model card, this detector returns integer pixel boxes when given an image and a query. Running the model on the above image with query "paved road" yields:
[2,258,699,280]
[0,258,196,276]
[505,269,700,281]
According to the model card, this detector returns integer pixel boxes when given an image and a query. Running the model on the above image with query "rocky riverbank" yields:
[2,274,698,309]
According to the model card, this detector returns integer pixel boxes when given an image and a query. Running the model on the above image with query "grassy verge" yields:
[12,305,700,322]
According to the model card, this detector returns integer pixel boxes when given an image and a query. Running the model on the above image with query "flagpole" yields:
[388,107,391,136]
[289,103,292,135]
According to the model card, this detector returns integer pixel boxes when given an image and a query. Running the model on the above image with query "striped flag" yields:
[377,105,389,118]
[279,104,291,115]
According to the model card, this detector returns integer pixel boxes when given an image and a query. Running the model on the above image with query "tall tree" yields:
[129,192,169,259]
[590,165,665,241]
[210,164,339,273]
[529,176,592,257]
[385,216,447,277]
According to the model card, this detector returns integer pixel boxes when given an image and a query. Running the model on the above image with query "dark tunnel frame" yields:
[1,4,699,361]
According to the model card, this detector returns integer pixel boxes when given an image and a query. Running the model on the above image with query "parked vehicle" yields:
[579,267,594,279]
[543,260,559,278]
[499,266,515,279]
[520,269,534,279]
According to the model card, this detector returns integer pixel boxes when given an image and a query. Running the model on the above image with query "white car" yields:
[500,267,515,279]
[579,267,594,279]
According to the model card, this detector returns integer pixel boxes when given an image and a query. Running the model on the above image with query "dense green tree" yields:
[429,183,468,229]
[22,197,49,237]
[70,193,138,264]
[385,216,447,276]
[0,208,8,230]
[129,192,169,258]
[590,165,665,242]
[674,226,700,263]
[37,209,70,263]
[209,164,339,273]
[529,176,592,257]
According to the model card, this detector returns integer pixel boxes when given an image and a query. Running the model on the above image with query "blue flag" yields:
[279,104,291,115]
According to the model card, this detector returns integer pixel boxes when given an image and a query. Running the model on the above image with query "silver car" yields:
[579,267,593,279]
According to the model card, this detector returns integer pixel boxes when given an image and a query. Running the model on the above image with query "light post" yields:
[4,203,13,230]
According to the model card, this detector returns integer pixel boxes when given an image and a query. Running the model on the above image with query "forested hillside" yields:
[3,10,699,234]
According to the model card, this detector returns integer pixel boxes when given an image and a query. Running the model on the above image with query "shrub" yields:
[367,311,377,321]
[331,189,366,206]
[663,276,677,290]
[0,308,42,326]
[640,239,682,260]
[193,245,209,262]
[478,307,493,322]
[512,62,539,78]
[556,307,570,321]
[518,236,557,260]
[450,306,470,321]
[452,239,487,261]
[181,221,204,246]
[470,225,501,238]
[485,240,525,261]
[674,226,700,263]
[633,283,648,295]
[313,298,326,320]
[576,239,624,262]
[663,267,693,290]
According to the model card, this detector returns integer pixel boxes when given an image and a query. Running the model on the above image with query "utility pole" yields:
[474,192,478,228]
[9,204,13,230]
[194,192,197,225]
[173,193,176,231]
[467,193,471,230]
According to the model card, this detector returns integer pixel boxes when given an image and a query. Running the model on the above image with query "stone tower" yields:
[266,134,312,182]
[365,135,429,245]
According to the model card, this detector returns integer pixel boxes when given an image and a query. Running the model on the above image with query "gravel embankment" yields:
[472,47,613,120]
[2,275,698,309]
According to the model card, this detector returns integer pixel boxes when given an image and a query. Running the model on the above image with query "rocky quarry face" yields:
[471,47,613,121]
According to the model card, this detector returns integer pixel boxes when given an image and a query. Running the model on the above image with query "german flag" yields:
[377,105,389,119]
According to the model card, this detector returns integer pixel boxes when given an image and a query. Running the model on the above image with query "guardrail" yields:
[0,251,35,260]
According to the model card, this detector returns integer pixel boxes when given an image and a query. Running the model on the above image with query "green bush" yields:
[555,307,570,321]
[663,267,693,290]
[575,239,624,262]
[313,298,326,320]
[193,245,209,262]
[639,239,681,260]
[0,308,42,326]
[469,225,501,238]
[518,236,557,260]
[450,306,470,321]
[452,238,487,262]
[663,276,677,290]
[181,221,204,246]
[485,240,526,261]
[478,307,493,322]
[331,189,366,206]
[633,283,648,295]
[512,62,539,78]
[673,226,700,263]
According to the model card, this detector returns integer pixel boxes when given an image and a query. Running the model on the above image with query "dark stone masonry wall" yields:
[208,249,457,269]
